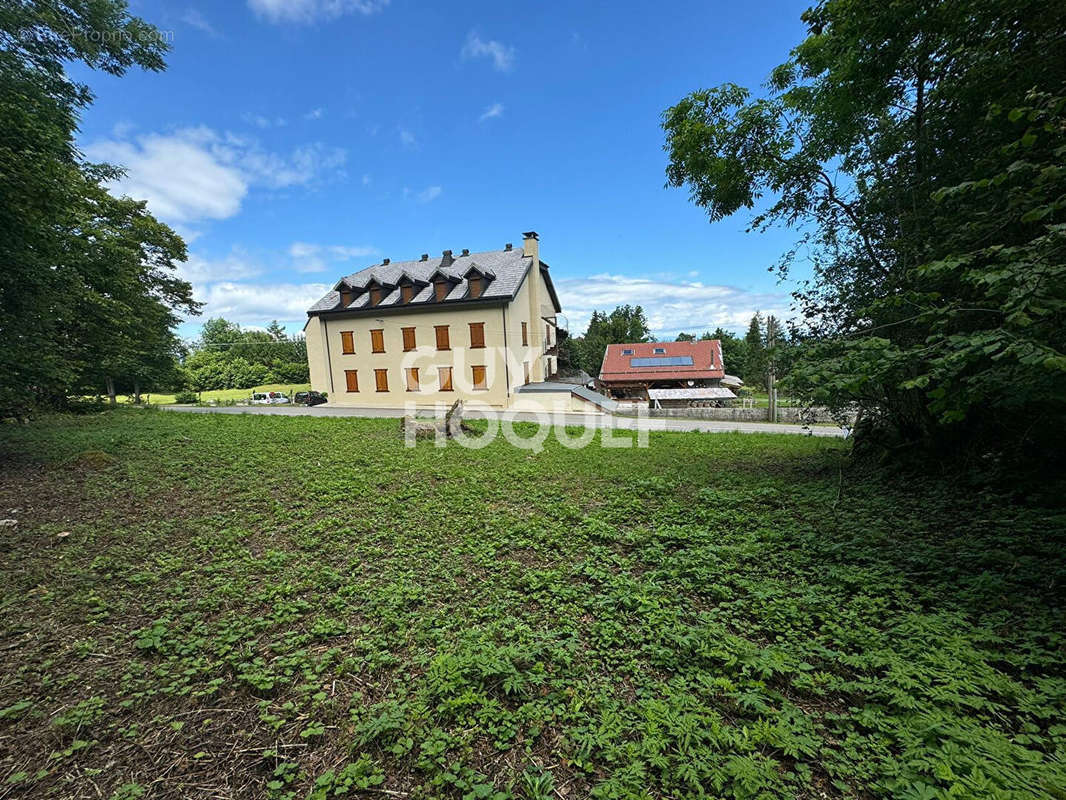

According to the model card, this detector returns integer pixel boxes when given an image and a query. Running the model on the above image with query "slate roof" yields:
[599,340,725,383]
[307,246,561,316]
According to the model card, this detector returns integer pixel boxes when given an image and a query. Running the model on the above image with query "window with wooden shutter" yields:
[340,330,355,354]
[471,365,487,391]
[438,366,453,391]
[370,329,385,353]
[401,284,414,303]
[345,370,359,392]
[369,285,382,306]
[405,367,419,392]
[546,323,552,346]
[469,276,483,299]
[523,362,530,385]
[521,321,528,346]
[434,325,450,351]
[374,369,388,392]
[469,322,485,348]
[434,280,449,302]
[402,327,416,351]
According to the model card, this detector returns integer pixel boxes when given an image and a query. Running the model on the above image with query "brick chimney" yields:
[441,249,454,268]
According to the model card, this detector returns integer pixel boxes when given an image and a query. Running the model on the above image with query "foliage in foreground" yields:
[0,0,199,414]
[662,0,1066,460]
[0,411,1063,799]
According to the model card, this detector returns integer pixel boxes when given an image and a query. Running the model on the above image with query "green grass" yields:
[0,411,1063,800]
[94,383,312,406]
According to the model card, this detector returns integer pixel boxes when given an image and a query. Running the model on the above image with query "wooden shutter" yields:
[402,327,416,351]
[438,367,452,391]
[374,369,388,392]
[523,362,530,385]
[472,365,487,391]
[469,322,485,348]
[401,284,413,303]
[370,329,385,353]
[340,331,355,354]
[369,286,382,306]
[469,276,482,299]
[405,367,419,392]
[546,323,552,346]
[345,370,359,392]
[434,325,450,350]
[434,281,449,302]
[521,321,528,346]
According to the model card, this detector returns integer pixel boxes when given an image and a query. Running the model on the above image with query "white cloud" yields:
[555,273,791,338]
[177,250,263,284]
[304,107,324,120]
[361,173,371,186]
[196,281,332,323]
[415,185,442,203]
[461,31,516,72]
[478,102,505,122]
[84,131,247,224]
[288,242,377,273]
[243,113,287,129]
[181,9,218,36]
[398,127,416,148]
[83,127,347,226]
[248,0,389,24]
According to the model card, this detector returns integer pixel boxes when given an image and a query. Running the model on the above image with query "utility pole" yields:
[766,315,777,423]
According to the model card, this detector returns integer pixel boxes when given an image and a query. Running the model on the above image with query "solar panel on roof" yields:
[630,356,695,367]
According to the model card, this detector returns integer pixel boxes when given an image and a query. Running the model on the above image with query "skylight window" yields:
[653,347,666,354]
[622,348,634,355]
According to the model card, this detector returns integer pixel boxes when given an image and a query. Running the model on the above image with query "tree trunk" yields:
[133,380,141,404]
[106,377,116,406]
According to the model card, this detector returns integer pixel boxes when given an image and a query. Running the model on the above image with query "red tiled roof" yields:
[598,340,725,383]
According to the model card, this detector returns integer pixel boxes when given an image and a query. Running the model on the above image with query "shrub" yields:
[173,390,198,404]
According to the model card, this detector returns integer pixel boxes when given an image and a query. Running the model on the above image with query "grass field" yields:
[0,411,1063,800]
[96,383,313,406]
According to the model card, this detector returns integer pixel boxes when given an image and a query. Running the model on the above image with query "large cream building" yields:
[304,232,611,412]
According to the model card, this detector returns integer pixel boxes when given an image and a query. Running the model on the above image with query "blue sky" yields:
[73,0,811,340]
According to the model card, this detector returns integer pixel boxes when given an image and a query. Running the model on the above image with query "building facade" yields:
[597,340,738,406]
[304,232,564,409]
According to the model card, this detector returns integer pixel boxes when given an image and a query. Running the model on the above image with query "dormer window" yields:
[369,284,383,306]
[401,284,414,303]
[339,289,355,308]
[434,280,450,302]
[469,276,484,299]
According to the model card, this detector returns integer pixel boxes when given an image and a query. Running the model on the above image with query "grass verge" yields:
[0,410,1063,799]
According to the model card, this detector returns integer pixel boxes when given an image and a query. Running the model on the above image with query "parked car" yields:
[250,391,290,405]
[293,391,327,407]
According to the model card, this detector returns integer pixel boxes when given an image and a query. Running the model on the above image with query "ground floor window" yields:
[438,366,453,391]
[374,369,388,392]
[472,365,487,391]
[345,370,358,392]
[405,367,419,392]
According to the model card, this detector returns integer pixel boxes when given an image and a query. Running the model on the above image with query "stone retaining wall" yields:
[636,406,849,424]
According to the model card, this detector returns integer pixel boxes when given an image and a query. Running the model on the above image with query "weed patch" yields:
[0,410,1063,799]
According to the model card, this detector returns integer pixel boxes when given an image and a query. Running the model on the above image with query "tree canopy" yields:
[663,0,1066,460]
[0,0,196,412]
[567,306,652,376]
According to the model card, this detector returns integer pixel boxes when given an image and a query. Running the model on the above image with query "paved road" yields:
[161,404,847,438]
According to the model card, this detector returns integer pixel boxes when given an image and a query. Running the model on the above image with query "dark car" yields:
[293,391,327,407]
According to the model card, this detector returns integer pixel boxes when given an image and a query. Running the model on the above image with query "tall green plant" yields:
[662,0,1066,458]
